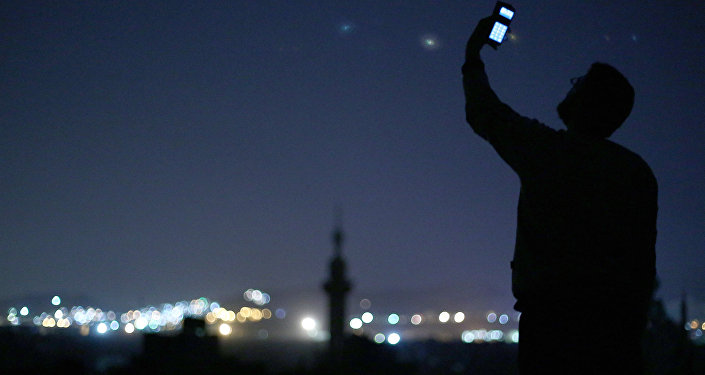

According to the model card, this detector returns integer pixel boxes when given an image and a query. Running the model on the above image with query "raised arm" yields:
[462,17,513,140]
[461,17,558,177]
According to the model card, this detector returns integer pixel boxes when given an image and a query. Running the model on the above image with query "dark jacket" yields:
[462,59,657,312]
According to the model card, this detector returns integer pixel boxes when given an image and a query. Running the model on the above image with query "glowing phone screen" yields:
[489,22,508,43]
[499,7,514,20]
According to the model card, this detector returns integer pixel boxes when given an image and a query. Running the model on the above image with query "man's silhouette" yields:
[462,18,657,374]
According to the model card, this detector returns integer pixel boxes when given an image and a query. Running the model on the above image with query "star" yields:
[420,34,441,51]
[338,22,355,35]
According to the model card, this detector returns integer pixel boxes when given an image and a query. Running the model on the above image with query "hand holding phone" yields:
[487,2,515,48]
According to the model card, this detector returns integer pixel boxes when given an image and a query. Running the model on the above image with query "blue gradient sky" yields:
[2,1,703,313]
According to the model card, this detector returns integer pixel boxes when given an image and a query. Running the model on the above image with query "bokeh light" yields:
[135,317,148,330]
[439,311,450,323]
[411,314,423,325]
[387,333,401,345]
[361,312,373,324]
[350,318,363,329]
[42,317,56,328]
[244,289,271,305]
[360,299,371,310]
[374,333,386,344]
[487,312,497,323]
[510,330,520,343]
[51,296,61,306]
[387,313,400,325]
[301,317,317,331]
[489,330,504,341]
[453,312,465,323]
[219,323,232,336]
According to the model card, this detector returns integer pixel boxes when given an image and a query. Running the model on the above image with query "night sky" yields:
[2,1,704,315]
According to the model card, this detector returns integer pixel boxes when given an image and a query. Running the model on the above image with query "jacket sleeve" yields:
[462,58,558,179]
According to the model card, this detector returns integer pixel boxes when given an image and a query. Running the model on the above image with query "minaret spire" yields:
[333,207,344,257]
[323,208,352,366]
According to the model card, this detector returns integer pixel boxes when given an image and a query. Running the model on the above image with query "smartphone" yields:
[487,2,515,48]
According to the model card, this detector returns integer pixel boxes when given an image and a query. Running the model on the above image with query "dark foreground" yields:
[2,326,704,375]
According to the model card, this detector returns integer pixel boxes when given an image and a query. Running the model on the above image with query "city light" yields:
[510,330,520,343]
[244,289,271,305]
[301,317,317,331]
[219,323,232,336]
[387,333,401,345]
[487,312,497,323]
[42,317,56,328]
[461,330,475,343]
[0,291,563,345]
[360,299,371,309]
[350,318,363,329]
[57,318,71,328]
[135,317,148,330]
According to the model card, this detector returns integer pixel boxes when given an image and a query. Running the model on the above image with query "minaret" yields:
[680,291,687,334]
[679,291,693,374]
[323,220,352,365]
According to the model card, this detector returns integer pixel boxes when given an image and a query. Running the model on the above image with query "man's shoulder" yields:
[603,138,657,185]
[556,130,657,184]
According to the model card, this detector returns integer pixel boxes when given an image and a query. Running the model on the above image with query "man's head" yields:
[557,62,634,138]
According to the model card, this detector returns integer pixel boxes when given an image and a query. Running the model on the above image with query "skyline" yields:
[2,1,704,314]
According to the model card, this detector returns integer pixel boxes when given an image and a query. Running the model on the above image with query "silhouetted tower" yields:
[679,291,694,375]
[323,222,352,365]
[680,291,687,334]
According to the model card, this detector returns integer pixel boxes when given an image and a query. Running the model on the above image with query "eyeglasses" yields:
[570,76,584,86]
